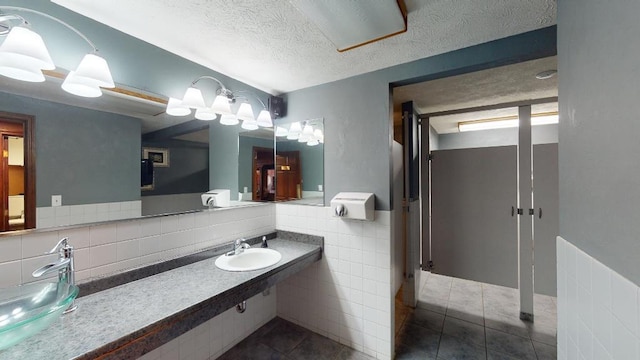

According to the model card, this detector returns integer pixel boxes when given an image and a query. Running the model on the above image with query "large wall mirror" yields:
[0,81,324,233]
[274,118,324,206]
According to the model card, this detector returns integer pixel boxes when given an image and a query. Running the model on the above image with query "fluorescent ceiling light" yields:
[290,0,407,52]
[458,113,559,132]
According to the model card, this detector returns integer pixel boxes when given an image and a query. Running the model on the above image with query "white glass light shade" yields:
[288,122,302,134]
[236,103,255,121]
[275,127,288,137]
[181,87,206,109]
[0,55,45,82]
[286,132,299,140]
[166,97,191,116]
[256,110,273,127]
[61,71,102,97]
[302,124,314,135]
[241,119,259,130]
[298,133,310,142]
[0,27,54,72]
[195,107,217,120]
[307,139,319,146]
[219,114,239,126]
[313,129,324,143]
[211,95,232,115]
[73,53,115,88]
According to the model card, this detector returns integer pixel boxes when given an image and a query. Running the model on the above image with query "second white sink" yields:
[215,248,282,272]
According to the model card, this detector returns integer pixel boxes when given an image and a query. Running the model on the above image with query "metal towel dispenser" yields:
[330,192,375,221]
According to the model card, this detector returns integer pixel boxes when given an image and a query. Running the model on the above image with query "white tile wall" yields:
[557,236,640,360]
[275,204,394,360]
[36,200,142,228]
[0,204,275,287]
[138,287,277,360]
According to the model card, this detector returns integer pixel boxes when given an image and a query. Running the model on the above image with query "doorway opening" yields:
[0,112,36,232]
[252,146,275,201]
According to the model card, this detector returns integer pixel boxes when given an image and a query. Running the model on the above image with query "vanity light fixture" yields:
[275,126,288,137]
[278,120,324,146]
[0,6,115,97]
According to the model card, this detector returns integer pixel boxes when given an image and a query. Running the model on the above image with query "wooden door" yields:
[275,151,301,200]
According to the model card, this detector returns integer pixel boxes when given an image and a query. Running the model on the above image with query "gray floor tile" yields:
[486,350,522,360]
[484,311,531,339]
[407,308,446,332]
[287,332,344,359]
[259,319,311,354]
[447,299,485,326]
[532,340,557,360]
[396,323,441,358]
[527,322,557,346]
[436,334,487,360]
[442,316,486,348]
[485,328,537,360]
[218,342,287,360]
[418,291,449,312]
[336,347,376,360]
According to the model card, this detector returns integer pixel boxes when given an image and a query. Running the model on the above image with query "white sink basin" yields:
[215,248,282,271]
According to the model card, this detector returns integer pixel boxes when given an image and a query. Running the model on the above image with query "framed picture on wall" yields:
[143,147,170,167]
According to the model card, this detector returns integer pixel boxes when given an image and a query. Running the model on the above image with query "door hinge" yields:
[529,208,535,216]
[421,261,434,271]
[517,208,524,215]
[427,154,433,161]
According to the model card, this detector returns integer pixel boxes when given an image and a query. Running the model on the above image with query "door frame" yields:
[0,111,36,230]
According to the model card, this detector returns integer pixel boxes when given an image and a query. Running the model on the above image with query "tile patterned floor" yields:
[215,317,375,360]
[395,271,557,360]
[216,271,557,359]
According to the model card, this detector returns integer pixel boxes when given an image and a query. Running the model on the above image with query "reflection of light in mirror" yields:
[256,109,273,127]
[195,106,217,120]
[314,129,324,143]
[307,139,319,146]
[289,122,302,134]
[241,119,259,130]
[165,97,191,116]
[220,114,239,125]
[11,307,24,319]
[236,102,255,121]
[275,127,288,137]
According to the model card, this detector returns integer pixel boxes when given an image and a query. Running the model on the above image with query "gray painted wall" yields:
[141,141,209,196]
[429,124,439,151]
[438,124,558,150]
[277,141,324,191]
[0,91,140,207]
[559,0,640,285]
[209,123,240,193]
[238,136,273,194]
[282,27,557,210]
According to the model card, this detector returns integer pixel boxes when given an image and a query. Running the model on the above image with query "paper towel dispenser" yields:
[201,189,231,208]
[330,192,375,221]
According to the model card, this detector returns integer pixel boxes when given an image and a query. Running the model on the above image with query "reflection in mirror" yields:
[275,118,324,206]
[238,128,274,202]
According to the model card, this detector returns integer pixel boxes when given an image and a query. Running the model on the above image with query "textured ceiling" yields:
[51,0,557,95]
[394,56,558,134]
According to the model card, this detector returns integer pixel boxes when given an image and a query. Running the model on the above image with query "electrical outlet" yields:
[52,195,62,207]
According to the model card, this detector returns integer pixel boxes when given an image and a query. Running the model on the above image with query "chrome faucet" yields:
[32,237,77,313]
[226,238,250,256]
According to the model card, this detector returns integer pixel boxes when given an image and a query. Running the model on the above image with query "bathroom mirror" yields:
[274,118,324,206]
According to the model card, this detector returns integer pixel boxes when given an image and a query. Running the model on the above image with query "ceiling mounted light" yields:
[290,0,407,52]
[165,97,191,116]
[458,112,559,132]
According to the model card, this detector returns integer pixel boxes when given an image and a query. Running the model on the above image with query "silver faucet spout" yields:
[32,258,70,277]
[32,237,77,313]
[226,238,250,256]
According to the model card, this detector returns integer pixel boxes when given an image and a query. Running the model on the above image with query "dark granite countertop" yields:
[0,237,322,360]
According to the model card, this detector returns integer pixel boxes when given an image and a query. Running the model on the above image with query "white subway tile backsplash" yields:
[0,261,21,287]
[90,224,117,246]
[116,221,141,241]
[0,236,21,263]
[21,231,61,258]
[558,236,640,360]
[90,243,117,268]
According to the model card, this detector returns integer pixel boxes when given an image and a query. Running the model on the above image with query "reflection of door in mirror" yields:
[275,151,301,201]
[252,147,275,201]
[0,115,34,232]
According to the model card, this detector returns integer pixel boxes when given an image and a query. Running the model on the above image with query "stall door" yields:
[533,143,559,296]
[431,146,518,288]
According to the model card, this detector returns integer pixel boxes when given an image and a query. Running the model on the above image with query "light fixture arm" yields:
[191,75,233,98]
[234,90,267,108]
[0,6,99,53]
